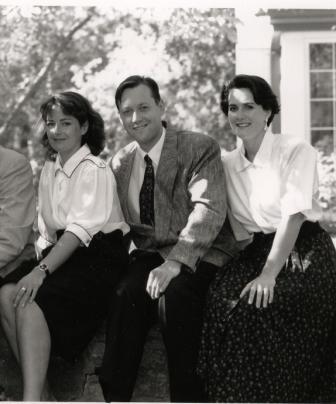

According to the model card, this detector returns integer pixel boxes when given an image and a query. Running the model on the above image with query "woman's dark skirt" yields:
[198,221,336,403]
[1,230,129,361]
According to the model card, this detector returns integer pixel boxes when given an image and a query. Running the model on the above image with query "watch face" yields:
[39,263,48,272]
[38,263,50,276]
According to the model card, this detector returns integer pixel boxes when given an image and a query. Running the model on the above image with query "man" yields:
[0,145,35,399]
[99,75,239,402]
[0,146,35,279]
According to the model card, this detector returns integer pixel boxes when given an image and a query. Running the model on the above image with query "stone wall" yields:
[0,325,169,402]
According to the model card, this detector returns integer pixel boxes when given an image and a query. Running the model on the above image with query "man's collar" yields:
[234,129,274,172]
[137,127,166,166]
[55,144,91,177]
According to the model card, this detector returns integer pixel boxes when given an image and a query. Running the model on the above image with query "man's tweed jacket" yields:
[111,126,239,271]
[0,146,35,277]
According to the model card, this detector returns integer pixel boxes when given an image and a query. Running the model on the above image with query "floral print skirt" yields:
[198,221,336,403]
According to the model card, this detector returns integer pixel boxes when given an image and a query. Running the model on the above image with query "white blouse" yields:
[223,130,322,240]
[36,144,129,251]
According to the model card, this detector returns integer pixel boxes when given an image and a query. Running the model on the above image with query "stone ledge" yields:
[0,325,169,402]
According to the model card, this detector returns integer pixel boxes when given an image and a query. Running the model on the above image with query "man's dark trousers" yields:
[99,249,216,402]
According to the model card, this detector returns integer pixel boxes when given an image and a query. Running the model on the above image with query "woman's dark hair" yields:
[40,91,105,159]
[115,75,162,110]
[220,74,280,126]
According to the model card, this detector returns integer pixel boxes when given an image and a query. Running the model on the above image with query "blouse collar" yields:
[55,144,91,177]
[235,129,274,172]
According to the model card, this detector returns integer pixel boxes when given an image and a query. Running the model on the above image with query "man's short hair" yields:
[115,75,162,110]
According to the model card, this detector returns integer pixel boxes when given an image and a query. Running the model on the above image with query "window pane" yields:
[310,72,333,98]
[310,43,333,69]
[311,130,334,155]
[310,101,333,127]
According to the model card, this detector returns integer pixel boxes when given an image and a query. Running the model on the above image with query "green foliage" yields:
[162,9,237,150]
[1,7,335,230]
[317,151,336,231]
[0,6,237,171]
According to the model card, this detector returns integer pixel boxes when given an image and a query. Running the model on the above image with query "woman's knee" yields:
[0,284,16,315]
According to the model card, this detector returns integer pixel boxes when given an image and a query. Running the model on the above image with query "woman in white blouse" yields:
[198,75,336,402]
[0,91,129,401]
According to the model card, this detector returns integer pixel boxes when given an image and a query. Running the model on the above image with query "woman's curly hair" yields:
[40,91,105,160]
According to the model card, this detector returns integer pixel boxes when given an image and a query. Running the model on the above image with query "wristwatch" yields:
[38,262,50,277]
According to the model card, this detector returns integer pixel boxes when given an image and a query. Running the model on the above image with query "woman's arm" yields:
[13,232,81,308]
[39,231,81,273]
[14,159,116,308]
[240,212,305,308]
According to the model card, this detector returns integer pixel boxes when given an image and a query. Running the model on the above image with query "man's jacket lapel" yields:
[155,128,178,242]
[115,144,136,223]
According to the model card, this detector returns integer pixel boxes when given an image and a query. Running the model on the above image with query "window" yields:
[309,43,336,155]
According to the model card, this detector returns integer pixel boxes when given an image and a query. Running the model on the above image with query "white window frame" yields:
[305,34,336,146]
[280,31,336,144]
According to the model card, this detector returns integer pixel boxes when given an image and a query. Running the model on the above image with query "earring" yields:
[264,118,268,131]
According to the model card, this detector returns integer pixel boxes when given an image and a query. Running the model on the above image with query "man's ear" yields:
[159,100,165,117]
[81,121,89,136]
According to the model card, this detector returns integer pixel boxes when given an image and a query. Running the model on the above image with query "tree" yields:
[0,6,237,168]
[0,7,96,140]
[163,8,237,150]
[71,8,238,153]
[0,6,146,164]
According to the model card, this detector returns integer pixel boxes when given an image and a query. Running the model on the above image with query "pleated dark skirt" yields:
[198,221,336,403]
[1,229,129,361]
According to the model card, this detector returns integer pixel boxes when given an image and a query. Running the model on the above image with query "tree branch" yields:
[0,9,96,138]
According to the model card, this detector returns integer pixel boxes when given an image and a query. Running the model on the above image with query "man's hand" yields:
[146,260,181,299]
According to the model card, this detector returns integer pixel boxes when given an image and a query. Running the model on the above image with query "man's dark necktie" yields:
[139,154,155,226]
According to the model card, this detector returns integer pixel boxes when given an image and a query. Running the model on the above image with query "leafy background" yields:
[0,7,236,165]
[0,5,335,229]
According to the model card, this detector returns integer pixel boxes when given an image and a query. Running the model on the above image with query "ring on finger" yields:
[21,287,27,292]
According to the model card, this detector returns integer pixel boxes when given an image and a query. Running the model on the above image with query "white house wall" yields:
[280,32,308,140]
[235,8,273,82]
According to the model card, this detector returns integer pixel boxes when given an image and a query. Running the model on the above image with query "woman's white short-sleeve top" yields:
[37,144,129,250]
[223,130,321,239]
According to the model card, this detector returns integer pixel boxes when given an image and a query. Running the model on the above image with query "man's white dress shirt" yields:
[127,128,166,224]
